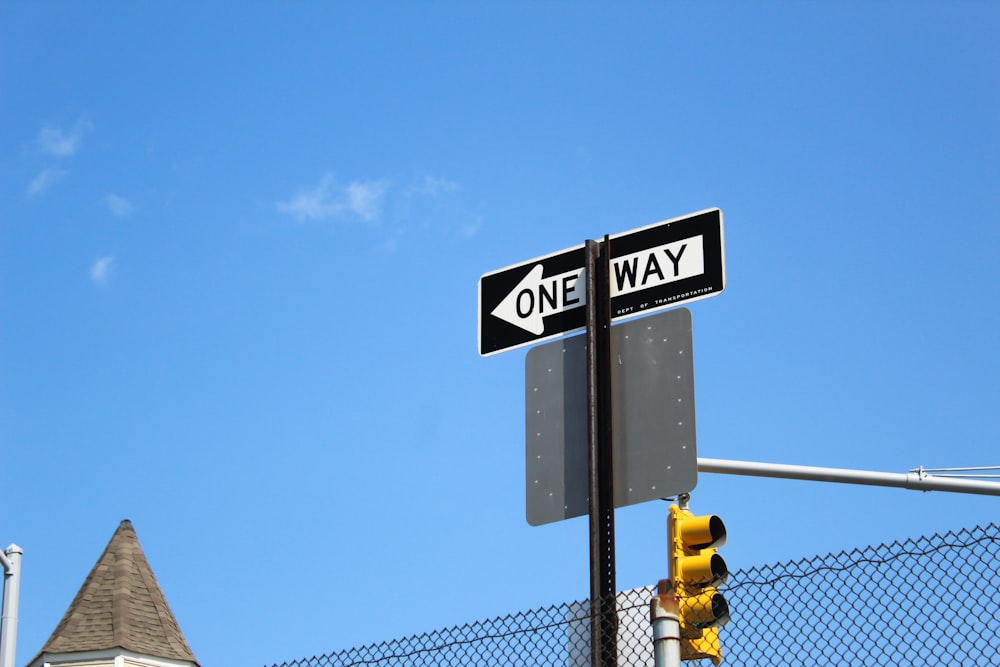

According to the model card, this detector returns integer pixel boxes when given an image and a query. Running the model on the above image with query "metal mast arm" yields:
[697,458,1000,497]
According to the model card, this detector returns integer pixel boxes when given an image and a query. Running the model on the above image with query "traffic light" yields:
[667,501,729,665]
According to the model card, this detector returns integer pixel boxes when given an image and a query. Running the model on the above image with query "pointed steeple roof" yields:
[30,520,199,667]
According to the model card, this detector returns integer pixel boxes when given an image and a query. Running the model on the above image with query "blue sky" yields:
[2,2,998,666]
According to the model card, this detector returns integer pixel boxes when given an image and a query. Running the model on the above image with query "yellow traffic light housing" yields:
[668,500,729,664]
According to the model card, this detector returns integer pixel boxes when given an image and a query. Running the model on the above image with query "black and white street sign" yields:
[478,208,725,356]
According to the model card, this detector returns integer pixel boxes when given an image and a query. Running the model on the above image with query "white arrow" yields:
[491,264,586,335]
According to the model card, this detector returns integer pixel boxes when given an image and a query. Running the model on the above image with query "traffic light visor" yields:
[679,589,730,628]
[679,551,729,588]
[680,514,726,550]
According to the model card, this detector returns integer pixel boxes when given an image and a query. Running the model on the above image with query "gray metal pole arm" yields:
[697,458,1000,497]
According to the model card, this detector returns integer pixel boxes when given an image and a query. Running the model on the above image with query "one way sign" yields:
[478,208,725,356]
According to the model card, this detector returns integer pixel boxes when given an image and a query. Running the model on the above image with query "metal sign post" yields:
[478,209,728,666]
[586,237,617,667]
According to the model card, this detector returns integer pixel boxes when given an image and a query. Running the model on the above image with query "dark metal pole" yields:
[586,236,617,667]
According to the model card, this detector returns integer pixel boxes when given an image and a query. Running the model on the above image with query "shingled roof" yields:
[29,520,199,667]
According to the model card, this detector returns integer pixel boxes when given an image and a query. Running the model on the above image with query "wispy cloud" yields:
[457,218,483,239]
[406,175,459,198]
[27,120,92,198]
[346,181,388,221]
[105,193,134,217]
[26,168,67,197]
[277,172,481,248]
[404,175,481,240]
[90,256,115,286]
[38,120,91,158]
[276,173,389,223]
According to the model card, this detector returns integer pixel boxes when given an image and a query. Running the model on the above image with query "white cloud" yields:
[346,181,388,221]
[26,168,67,197]
[277,172,479,245]
[407,175,459,197]
[276,173,342,220]
[404,174,480,240]
[105,194,134,217]
[276,174,389,223]
[90,256,115,286]
[458,218,483,239]
[38,121,90,158]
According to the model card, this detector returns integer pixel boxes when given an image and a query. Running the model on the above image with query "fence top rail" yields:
[266,523,1000,667]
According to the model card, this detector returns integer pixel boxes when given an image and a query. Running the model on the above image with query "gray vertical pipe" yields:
[1,544,23,667]
[650,586,682,667]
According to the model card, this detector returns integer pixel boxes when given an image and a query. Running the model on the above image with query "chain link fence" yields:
[269,523,1000,666]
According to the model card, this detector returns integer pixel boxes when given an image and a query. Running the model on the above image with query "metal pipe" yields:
[1,544,23,667]
[697,458,1000,496]
[650,584,681,667]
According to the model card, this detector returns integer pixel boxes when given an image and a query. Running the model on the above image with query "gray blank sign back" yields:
[525,308,697,526]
